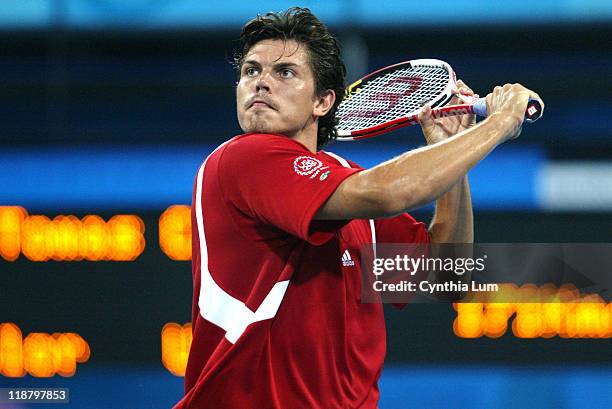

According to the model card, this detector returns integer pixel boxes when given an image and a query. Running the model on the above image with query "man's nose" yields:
[255,72,271,93]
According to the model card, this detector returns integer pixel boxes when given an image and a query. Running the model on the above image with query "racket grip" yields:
[472,98,543,123]
[471,98,488,118]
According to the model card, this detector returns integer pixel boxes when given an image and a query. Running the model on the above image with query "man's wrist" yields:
[487,112,523,142]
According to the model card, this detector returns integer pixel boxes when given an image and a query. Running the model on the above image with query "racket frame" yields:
[336,59,462,141]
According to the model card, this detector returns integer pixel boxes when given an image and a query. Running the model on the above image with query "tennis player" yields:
[174,7,543,409]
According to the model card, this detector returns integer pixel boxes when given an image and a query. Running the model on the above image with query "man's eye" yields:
[279,69,294,78]
[245,67,258,77]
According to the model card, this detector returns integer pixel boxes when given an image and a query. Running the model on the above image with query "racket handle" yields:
[472,98,543,123]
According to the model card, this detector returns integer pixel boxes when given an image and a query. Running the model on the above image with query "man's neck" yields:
[290,134,317,153]
[287,120,318,153]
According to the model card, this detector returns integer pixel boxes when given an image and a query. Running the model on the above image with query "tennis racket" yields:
[335,59,543,141]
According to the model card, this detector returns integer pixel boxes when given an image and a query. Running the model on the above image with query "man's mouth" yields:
[248,98,276,110]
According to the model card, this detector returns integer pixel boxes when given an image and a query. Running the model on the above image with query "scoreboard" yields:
[1,206,610,380]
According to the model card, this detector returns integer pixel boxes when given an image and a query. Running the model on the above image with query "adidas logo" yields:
[342,249,355,267]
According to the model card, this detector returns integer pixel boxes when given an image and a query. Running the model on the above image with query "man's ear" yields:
[313,90,336,118]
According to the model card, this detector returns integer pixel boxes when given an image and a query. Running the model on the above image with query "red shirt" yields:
[174,133,428,409]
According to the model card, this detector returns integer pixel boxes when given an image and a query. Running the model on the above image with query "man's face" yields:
[236,39,319,138]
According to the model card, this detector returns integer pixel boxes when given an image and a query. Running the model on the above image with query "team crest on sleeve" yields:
[293,156,329,179]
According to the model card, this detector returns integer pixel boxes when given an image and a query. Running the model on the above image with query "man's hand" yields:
[418,80,477,145]
[485,83,545,141]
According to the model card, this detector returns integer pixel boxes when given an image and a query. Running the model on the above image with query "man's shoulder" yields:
[226,132,300,149]
[318,150,364,170]
[217,133,310,162]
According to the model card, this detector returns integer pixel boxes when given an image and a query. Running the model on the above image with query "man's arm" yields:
[420,81,475,244]
[315,83,542,221]
[428,176,473,243]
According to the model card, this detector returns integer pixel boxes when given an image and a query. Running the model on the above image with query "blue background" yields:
[0,2,610,409]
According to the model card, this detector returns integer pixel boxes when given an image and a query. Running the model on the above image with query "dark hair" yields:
[235,7,346,149]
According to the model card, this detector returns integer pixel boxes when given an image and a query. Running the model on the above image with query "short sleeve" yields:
[218,134,362,244]
[374,213,430,244]
[374,214,429,310]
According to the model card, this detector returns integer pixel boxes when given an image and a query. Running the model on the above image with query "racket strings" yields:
[337,65,450,132]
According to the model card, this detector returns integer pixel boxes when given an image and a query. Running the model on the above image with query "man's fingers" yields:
[485,92,494,117]
[418,104,432,122]
[456,79,474,94]
[452,79,478,102]
[485,83,544,122]
[418,105,436,134]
